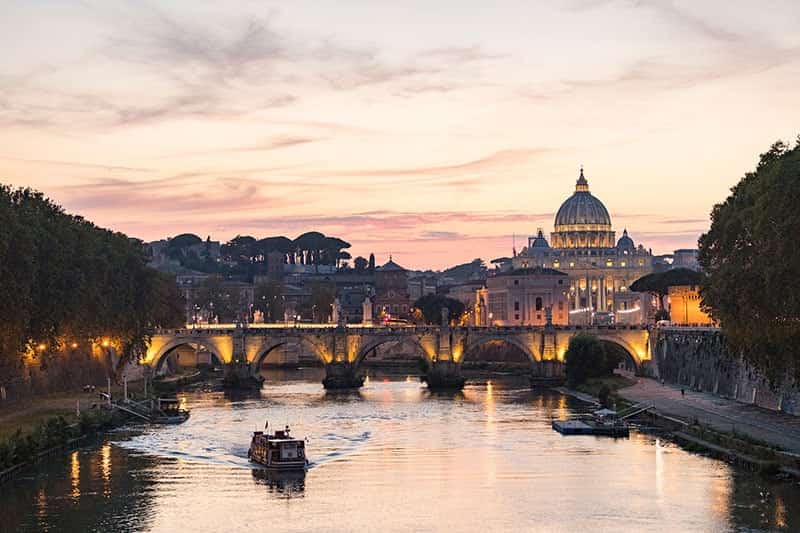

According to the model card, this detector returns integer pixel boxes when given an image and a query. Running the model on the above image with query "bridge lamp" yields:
[37,343,46,352]
[71,342,79,349]
[101,339,111,348]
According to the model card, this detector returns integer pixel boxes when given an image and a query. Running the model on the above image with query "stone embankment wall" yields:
[653,328,800,416]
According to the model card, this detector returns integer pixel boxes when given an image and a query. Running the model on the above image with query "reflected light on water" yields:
[775,493,787,529]
[70,450,80,500]
[3,374,800,533]
[101,442,112,495]
[655,438,664,500]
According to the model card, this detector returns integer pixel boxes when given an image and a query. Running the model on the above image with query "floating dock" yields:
[552,419,630,437]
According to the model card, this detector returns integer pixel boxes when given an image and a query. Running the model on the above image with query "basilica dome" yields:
[553,169,612,228]
[550,168,616,249]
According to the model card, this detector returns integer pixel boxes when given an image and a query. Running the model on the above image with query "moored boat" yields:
[248,423,308,470]
[152,398,190,424]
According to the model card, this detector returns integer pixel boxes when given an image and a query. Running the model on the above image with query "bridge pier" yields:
[424,361,465,391]
[223,362,264,389]
[529,360,565,387]
[322,362,365,390]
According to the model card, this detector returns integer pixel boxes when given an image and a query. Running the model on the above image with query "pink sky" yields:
[2,1,799,269]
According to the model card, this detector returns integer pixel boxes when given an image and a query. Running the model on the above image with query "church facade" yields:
[506,169,654,325]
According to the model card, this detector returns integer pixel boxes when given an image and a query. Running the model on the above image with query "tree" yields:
[630,268,705,319]
[302,281,336,322]
[353,256,368,272]
[412,294,466,325]
[698,138,800,381]
[0,185,184,385]
[194,276,247,323]
[564,334,608,386]
[368,253,376,272]
[254,282,285,322]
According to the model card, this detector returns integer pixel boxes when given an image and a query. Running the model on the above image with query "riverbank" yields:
[0,379,149,440]
[558,376,800,478]
[618,377,800,455]
[0,408,131,486]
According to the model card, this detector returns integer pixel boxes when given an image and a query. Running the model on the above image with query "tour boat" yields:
[248,423,309,470]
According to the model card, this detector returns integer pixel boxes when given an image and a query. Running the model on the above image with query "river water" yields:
[2,370,799,532]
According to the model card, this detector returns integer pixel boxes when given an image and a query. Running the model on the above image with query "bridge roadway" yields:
[141,323,653,390]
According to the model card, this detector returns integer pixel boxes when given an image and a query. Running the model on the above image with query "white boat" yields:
[248,423,308,470]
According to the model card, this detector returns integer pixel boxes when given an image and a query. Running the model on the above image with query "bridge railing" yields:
[154,323,653,336]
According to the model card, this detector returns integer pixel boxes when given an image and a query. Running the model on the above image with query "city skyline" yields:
[2,1,800,269]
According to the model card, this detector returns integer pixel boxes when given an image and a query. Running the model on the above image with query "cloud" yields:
[0,155,151,173]
[524,1,800,102]
[303,148,553,180]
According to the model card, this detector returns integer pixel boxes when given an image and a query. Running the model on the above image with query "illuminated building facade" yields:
[668,285,714,325]
[483,267,570,326]
[510,169,653,325]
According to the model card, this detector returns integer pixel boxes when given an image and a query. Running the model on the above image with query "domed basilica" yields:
[506,168,654,325]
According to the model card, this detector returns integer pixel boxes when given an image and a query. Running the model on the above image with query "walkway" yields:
[619,377,800,455]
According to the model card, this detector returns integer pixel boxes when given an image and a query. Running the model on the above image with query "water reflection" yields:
[1,372,799,533]
[251,468,306,497]
[70,450,80,500]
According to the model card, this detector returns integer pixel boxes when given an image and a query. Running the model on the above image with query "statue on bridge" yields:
[441,306,450,328]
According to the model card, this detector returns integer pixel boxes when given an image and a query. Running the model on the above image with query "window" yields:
[514,301,520,311]
[620,261,626,267]
[558,301,564,310]
[569,261,575,268]
[514,279,519,285]
[558,279,563,285]
[606,260,613,267]
[514,313,520,320]
[535,297,543,311]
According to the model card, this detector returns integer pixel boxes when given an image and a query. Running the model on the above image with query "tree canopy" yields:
[630,268,705,296]
[0,186,184,382]
[698,138,800,380]
[564,334,621,386]
[412,294,466,325]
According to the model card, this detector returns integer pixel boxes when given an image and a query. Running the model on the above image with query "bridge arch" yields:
[592,335,642,371]
[460,335,538,365]
[250,337,331,374]
[354,336,434,369]
[149,338,226,372]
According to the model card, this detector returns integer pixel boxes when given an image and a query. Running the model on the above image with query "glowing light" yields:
[37,343,46,351]
[70,450,80,499]
[101,339,110,348]
[71,342,79,349]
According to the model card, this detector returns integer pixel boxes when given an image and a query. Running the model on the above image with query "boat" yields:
[248,423,309,470]
[151,398,190,424]
[552,409,629,437]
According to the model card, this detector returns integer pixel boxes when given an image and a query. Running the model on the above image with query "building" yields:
[509,168,654,325]
[408,274,437,302]
[668,285,714,325]
[374,257,411,319]
[483,267,569,326]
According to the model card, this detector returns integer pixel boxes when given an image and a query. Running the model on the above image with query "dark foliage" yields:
[412,294,466,325]
[0,185,184,380]
[564,334,621,386]
[698,139,800,381]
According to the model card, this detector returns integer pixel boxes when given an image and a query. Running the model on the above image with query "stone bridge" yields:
[141,323,653,390]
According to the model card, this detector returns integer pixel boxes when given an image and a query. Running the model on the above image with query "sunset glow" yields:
[3,1,799,268]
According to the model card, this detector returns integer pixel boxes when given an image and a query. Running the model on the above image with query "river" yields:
[1,370,798,532]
